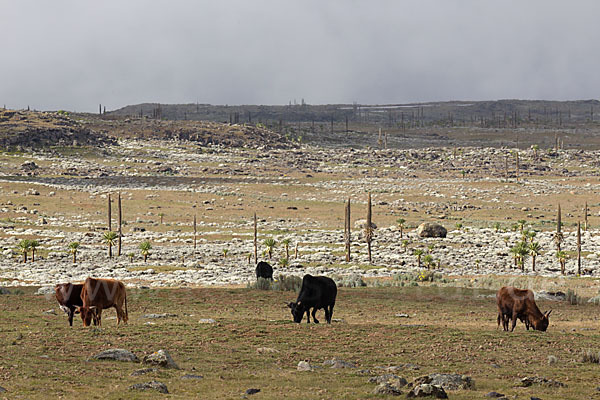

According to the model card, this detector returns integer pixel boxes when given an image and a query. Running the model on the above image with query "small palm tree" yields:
[526,230,537,243]
[139,241,152,262]
[455,223,463,231]
[223,249,229,258]
[530,242,541,272]
[279,257,289,268]
[515,241,529,271]
[493,222,501,233]
[413,249,424,268]
[103,231,118,259]
[69,242,79,263]
[158,212,165,224]
[263,238,276,259]
[509,244,520,268]
[517,219,527,233]
[29,240,39,262]
[127,252,135,263]
[281,238,291,259]
[401,240,409,253]
[18,239,31,263]
[247,253,252,264]
[423,254,434,270]
[396,218,406,238]
[427,244,435,254]
[532,144,539,160]
[556,250,567,275]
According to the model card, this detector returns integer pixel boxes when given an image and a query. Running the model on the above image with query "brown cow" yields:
[55,283,84,326]
[78,277,128,327]
[496,286,551,332]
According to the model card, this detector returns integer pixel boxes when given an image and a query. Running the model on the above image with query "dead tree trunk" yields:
[107,193,112,231]
[117,192,122,256]
[577,221,582,276]
[344,198,351,262]
[366,193,373,263]
[253,212,258,264]
[584,202,588,231]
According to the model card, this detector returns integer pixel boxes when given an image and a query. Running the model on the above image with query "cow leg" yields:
[510,314,517,332]
[324,308,330,324]
[68,307,74,326]
[305,309,311,323]
[115,304,124,326]
[311,308,320,324]
[497,311,501,330]
[96,309,102,327]
[328,304,334,323]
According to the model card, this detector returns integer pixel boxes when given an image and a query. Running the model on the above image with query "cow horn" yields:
[287,302,293,308]
[88,306,97,310]
[545,309,552,317]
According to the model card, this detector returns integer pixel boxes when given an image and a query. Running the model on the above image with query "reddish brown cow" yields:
[55,283,84,326]
[78,277,128,327]
[496,286,551,332]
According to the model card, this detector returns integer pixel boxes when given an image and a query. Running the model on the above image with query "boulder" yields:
[129,381,169,394]
[369,374,408,387]
[354,219,377,230]
[21,161,38,170]
[407,384,448,398]
[535,291,566,301]
[484,392,505,398]
[36,286,55,296]
[143,313,177,319]
[91,349,139,362]
[297,361,313,371]
[143,349,180,369]
[373,382,403,396]
[323,358,356,368]
[413,373,474,390]
[131,368,158,376]
[181,374,204,380]
[520,376,566,388]
[416,223,447,238]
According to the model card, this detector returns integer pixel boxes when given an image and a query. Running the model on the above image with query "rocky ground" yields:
[1,134,600,291]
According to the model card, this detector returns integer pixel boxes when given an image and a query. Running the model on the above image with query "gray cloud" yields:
[2,0,599,111]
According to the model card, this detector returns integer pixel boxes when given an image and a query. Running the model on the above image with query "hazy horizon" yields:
[2,0,600,112]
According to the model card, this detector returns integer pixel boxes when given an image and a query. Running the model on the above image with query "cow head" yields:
[77,306,97,327]
[287,301,305,323]
[534,310,552,331]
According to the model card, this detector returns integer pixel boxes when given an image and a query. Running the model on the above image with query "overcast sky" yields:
[2,0,599,112]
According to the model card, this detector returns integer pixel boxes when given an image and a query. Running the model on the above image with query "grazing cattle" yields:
[255,261,273,280]
[78,277,128,327]
[54,283,84,326]
[288,274,337,324]
[496,286,551,332]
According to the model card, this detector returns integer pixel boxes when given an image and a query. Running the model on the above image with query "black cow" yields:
[256,261,273,280]
[287,274,337,324]
[54,283,83,326]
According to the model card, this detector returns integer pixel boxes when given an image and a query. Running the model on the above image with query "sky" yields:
[2,0,599,112]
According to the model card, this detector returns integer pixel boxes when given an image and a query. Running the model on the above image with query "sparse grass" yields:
[1,286,600,399]
[127,265,186,273]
